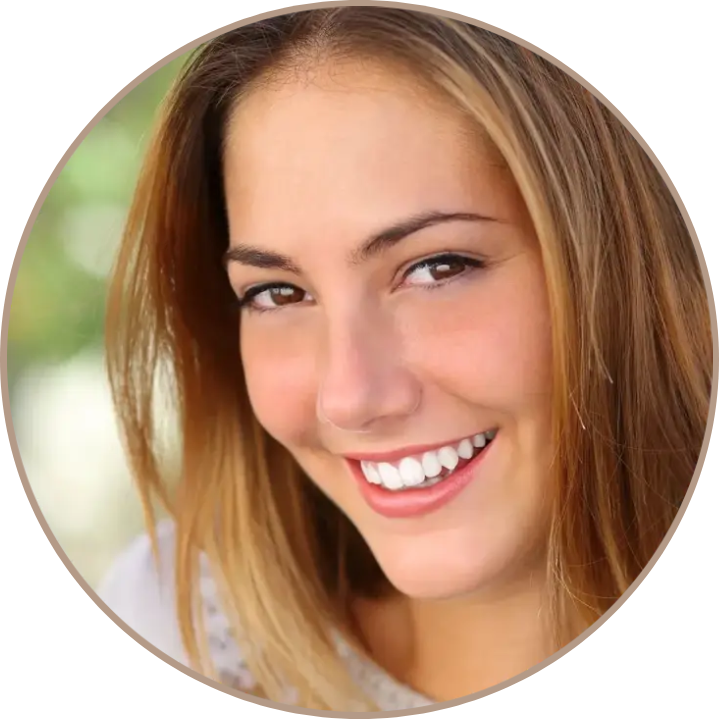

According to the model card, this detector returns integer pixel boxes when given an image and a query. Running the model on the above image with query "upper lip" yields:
[341,430,497,463]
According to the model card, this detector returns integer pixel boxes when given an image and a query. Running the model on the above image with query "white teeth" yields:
[437,446,459,471]
[361,461,381,484]
[421,451,442,478]
[398,457,425,486]
[377,462,403,490]
[457,438,474,459]
[358,429,497,491]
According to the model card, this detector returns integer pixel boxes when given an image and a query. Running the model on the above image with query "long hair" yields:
[104,6,713,710]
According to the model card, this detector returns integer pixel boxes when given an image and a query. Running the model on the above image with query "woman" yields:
[99,5,713,712]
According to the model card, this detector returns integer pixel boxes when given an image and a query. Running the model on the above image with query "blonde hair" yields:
[105,7,712,711]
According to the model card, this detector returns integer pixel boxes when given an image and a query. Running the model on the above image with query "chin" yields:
[365,535,514,601]
[364,508,553,600]
[385,572,489,602]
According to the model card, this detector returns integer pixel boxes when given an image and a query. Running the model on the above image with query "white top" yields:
[98,521,432,710]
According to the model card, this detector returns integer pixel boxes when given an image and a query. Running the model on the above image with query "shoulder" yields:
[98,521,261,694]
[97,520,188,666]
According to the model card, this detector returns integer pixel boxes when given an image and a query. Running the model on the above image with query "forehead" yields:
[222,60,510,249]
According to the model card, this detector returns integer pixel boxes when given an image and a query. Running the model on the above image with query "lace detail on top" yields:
[198,558,433,710]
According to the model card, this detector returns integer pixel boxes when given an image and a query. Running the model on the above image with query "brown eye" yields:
[239,283,312,312]
[404,254,485,288]
[428,258,465,281]
[269,286,305,306]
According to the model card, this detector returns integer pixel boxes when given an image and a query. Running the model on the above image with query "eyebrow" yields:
[223,210,494,272]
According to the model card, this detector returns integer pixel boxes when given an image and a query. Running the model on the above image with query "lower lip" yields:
[347,439,495,519]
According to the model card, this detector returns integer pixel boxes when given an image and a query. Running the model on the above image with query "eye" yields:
[403,253,485,287]
[236,254,484,311]
[238,283,312,312]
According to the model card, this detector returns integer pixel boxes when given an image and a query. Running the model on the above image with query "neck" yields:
[355,569,554,703]
[408,573,552,701]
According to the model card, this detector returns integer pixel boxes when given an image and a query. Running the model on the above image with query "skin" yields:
[222,59,556,699]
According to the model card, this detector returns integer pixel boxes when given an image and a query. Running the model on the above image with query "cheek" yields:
[240,320,318,443]
[403,263,553,410]
[474,304,552,402]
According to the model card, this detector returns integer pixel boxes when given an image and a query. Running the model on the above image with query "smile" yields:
[353,429,497,492]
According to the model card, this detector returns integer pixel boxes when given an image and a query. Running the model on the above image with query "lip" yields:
[346,432,497,519]
[342,430,496,463]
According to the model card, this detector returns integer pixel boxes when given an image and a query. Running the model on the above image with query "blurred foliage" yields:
[7,52,191,394]
[7,50,199,588]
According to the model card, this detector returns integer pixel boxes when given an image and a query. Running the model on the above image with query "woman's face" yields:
[223,60,555,600]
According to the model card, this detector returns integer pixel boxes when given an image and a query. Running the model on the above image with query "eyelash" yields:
[235,252,486,314]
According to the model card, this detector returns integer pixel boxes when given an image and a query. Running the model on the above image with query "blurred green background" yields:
[7,53,191,589]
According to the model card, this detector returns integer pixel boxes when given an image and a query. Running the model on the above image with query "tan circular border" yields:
[1,1,717,716]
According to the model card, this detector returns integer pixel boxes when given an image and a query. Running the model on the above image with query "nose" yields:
[316,307,422,433]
